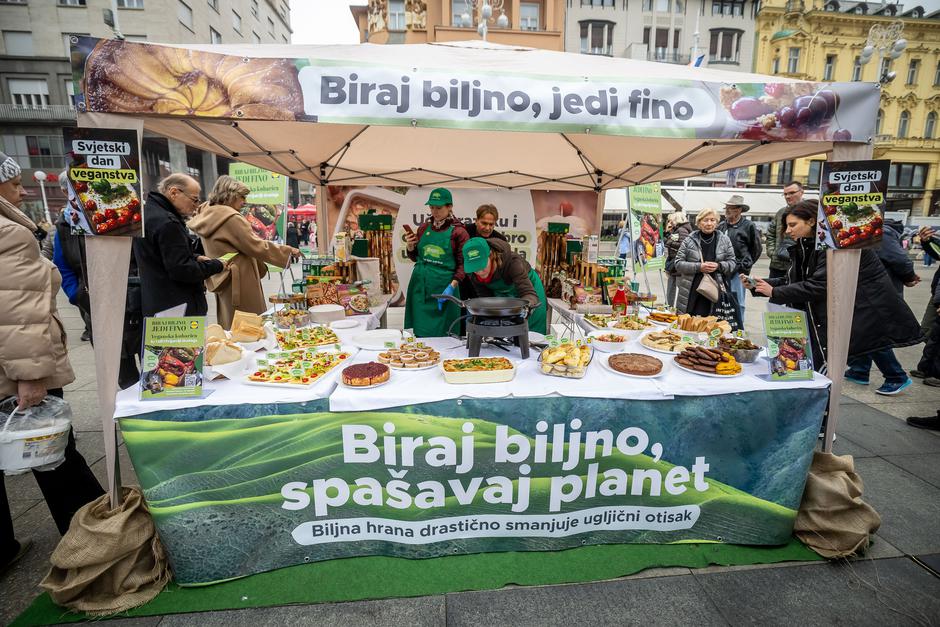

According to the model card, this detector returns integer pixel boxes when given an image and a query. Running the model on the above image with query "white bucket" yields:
[0,402,71,474]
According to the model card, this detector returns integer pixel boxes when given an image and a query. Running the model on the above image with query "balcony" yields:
[647,49,690,64]
[0,104,77,122]
[709,53,740,65]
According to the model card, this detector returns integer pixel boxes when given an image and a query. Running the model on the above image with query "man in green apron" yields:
[462,237,547,334]
[404,188,468,337]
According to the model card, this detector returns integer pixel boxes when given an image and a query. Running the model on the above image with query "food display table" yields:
[114,328,830,586]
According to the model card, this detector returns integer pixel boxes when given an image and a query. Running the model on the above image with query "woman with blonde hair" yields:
[189,175,300,328]
[673,208,736,315]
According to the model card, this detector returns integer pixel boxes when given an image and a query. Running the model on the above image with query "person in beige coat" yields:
[0,152,103,573]
[188,175,299,329]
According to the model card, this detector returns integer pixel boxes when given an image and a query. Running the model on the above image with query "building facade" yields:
[752,0,940,217]
[350,0,567,50]
[564,0,758,70]
[0,0,291,222]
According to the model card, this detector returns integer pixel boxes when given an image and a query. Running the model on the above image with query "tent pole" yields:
[823,141,873,453]
[317,181,329,255]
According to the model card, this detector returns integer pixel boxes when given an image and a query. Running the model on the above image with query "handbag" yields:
[711,279,743,331]
[696,273,720,303]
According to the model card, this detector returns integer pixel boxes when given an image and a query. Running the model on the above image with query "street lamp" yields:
[459,0,509,41]
[858,21,907,84]
[33,170,52,225]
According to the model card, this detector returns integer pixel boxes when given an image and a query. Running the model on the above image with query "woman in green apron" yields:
[462,237,547,334]
[404,188,469,337]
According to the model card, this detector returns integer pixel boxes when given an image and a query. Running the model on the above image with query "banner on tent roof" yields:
[72,37,879,142]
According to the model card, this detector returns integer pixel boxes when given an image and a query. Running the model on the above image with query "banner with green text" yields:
[119,390,826,585]
[629,183,664,270]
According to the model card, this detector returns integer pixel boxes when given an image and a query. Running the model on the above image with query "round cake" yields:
[608,353,663,376]
[342,362,390,387]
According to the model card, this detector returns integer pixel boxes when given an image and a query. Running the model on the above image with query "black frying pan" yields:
[432,294,529,318]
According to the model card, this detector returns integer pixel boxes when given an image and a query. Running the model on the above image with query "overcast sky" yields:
[290,0,938,45]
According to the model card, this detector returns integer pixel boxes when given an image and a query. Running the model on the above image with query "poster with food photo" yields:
[229,163,287,242]
[816,159,889,251]
[63,127,142,237]
[140,317,206,400]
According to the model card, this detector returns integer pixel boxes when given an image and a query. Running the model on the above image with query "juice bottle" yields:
[611,281,628,316]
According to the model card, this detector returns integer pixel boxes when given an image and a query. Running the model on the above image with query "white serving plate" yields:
[441,359,516,384]
[600,353,669,379]
[672,359,744,379]
[330,319,360,329]
[351,329,402,350]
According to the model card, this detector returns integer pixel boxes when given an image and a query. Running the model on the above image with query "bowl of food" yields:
[587,330,631,353]
[274,309,311,329]
[719,337,763,363]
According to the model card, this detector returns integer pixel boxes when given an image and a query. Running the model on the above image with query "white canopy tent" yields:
[71,37,876,504]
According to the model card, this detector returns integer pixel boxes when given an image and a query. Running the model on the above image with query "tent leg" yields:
[823,142,873,453]
[85,236,132,509]
[317,183,329,255]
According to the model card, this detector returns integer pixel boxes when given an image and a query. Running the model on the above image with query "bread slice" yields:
[206,340,242,365]
[231,310,265,342]
[206,323,226,343]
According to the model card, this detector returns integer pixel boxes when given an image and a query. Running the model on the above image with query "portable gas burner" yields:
[433,294,533,359]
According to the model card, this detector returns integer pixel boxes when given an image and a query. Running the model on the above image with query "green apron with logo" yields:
[404,225,462,338]
[482,268,547,335]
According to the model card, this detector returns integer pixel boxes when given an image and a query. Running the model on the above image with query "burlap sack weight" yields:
[40,485,171,616]
[794,451,882,558]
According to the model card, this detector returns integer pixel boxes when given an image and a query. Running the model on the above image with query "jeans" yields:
[925,253,935,267]
[666,274,678,309]
[728,273,746,319]
[847,349,909,384]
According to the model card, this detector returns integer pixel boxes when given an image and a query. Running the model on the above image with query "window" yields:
[754,163,771,184]
[935,61,940,86]
[452,0,466,25]
[387,0,405,30]
[777,160,794,185]
[787,48,800,74]
[125,34,147,41]
[772,57,780,74]
[926,112,937,139]
[823,54,836,81]
[582,0,615,5]
[251,31,260,44]
[875,108,882,135]
[879,57,891,79]
[644,0,681,10]
[852,56,862,81]
[3,31,32,56]
[907,59,919,85]
[711,0,744,15]
[116,0,143,7]
[709,29,742,63]
[210,27,221,44]
[807,160,823,187]
[58,0,86,5]
[251,0,258,18]
[580,21,614,55]
[520,2,539,30]
[898,110,910,138]
[232,10,241,33]
[178,1,193,29]
[9,78,49,108]
[889,163,928,189]
[267,16,275,36]
[64,79,77,108]
[207,0,218,10]
[1,135,66,169]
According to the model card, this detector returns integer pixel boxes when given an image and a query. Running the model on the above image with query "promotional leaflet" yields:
[62,127,142,237]
[140,317,206,399]
[229,163,288,241]
[763,311,814,381]
[628,183,664,271]
[816,159,889,251]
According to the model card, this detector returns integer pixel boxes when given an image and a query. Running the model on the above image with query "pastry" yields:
[608,353,663,376]
[538,343,592,378]
[248,350,349,385]
[342,362,390,387]
[275,325,339,350]
[386,343,442,369]
[205,340,242,366]
[675,347,742,375]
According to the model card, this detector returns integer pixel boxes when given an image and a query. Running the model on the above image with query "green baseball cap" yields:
[463,237,491,274]
[425,187,453,207]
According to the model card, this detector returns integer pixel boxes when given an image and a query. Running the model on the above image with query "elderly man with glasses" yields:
[133,173,225,318]
[766,181,804,280]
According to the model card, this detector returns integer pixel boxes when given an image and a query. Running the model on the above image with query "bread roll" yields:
[206,323,226,343]
[206,340,242,365]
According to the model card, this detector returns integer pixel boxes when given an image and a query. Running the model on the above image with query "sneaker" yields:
[910,369,927,379]
[0,538,32,576]
[924,377,940,388]
[843,371,870,385]
[80,330,91,342]
[906,415,940,431]
[875,378,913,395]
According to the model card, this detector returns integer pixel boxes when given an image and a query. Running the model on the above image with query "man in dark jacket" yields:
[844,218,919,394]
[908,231,940,429]
[52,173,92,341]
[460,204,507,301]
[766,182,802,280]
[134,173,224,317]
[717,194,762,319]
[664,211,692,308]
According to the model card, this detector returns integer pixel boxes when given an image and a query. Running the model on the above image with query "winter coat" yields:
[133,191,224,318]
[617,226,631,256]
[468,237,541,309]
[766,205,794,272]
[665,221,693,276]
[53,208,87,309]
[673,230,737,314]
[878,219,917,295]
[0,196,74,396]
[286,224,300,248]
[764,237,923,373]
[189,203,294,329]
[718,216,762,274]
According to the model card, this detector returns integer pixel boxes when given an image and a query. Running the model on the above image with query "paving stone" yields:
[854,458,940,555]
[834,403,940,455]
[917,554,940,576]
[445,576,728,627]
[831,434,878,459]
[62,389,104,432]
[694,558,940,626]
[158,596,445,627]
[882,453,940,490]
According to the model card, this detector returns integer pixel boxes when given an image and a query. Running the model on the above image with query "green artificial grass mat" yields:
[13,539,820,626]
